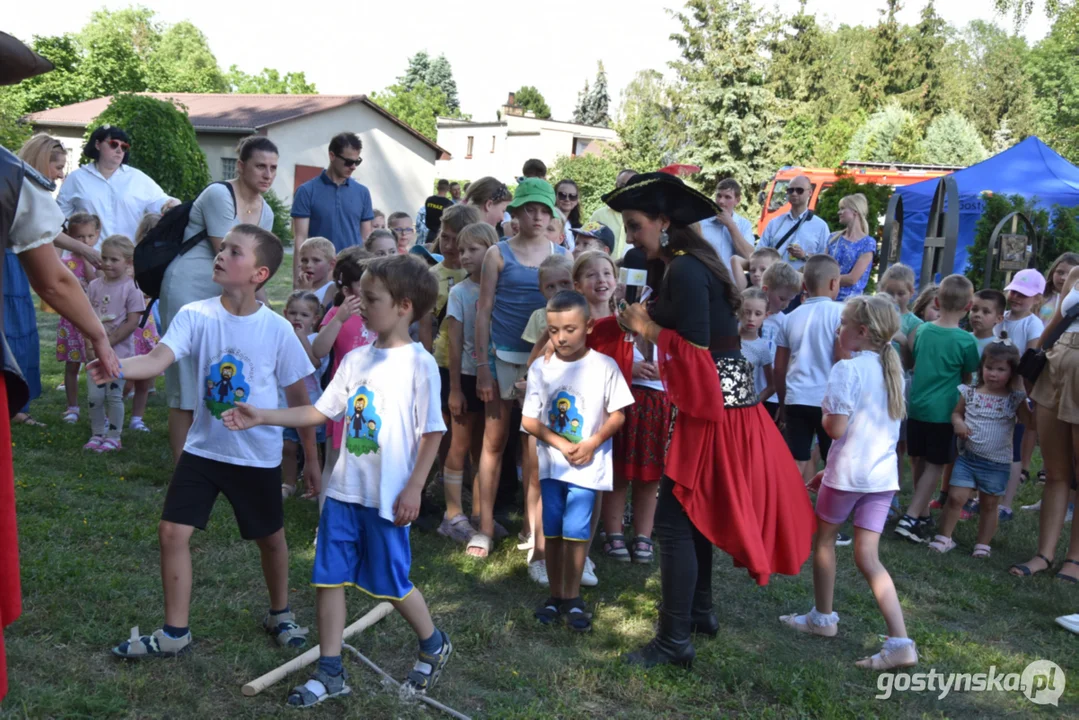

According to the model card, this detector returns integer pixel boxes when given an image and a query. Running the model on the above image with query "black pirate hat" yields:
[0,32,54,86]
[602,172,717,226]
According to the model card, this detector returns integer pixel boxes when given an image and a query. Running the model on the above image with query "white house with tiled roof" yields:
[26,93,449,218]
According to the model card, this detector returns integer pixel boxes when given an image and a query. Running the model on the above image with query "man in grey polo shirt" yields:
[699,178,755,266]
[757,175,830,270]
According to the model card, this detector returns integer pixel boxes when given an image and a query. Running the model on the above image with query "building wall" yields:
[266,103,437,216]
[198,132,246,182]
[435,124,509,181]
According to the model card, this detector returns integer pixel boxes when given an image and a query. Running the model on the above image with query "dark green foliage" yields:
[264,189,293,247]
[815,178,894,236]
[513,86,551,120]
[964,193,1050,289]
[549,154,619,220]
[88,94,210,201]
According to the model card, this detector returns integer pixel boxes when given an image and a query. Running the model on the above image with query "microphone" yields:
[620,248,649,305]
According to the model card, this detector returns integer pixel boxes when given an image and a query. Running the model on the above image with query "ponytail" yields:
[843,295,906,420]
[880,343,906,421]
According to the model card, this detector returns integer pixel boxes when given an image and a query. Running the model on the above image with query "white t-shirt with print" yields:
[521,350,634,491]
[759,312,786,403]
[160,297,314,468]
[776,297,844,407]
[315,343,446,521]
[994,311,1044,351]
[740,336,773,399]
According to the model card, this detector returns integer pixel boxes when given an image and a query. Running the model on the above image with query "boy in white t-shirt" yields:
[88,225,318,659]
[521,291,633,632]
[221,255,450,707]
[759,261,801,423]
[774,254,845,476]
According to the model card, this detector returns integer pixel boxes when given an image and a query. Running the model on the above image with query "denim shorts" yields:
[949,453,1010,496]
[283,425,327,445]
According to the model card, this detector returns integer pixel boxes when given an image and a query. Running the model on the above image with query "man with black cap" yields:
[0,32,120,700]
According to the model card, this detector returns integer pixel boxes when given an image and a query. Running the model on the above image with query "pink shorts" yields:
[815,486,895,534]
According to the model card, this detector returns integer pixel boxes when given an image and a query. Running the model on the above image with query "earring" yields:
[659,228,670,247]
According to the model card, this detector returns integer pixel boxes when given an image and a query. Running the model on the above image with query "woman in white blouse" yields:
[56,125,178,246]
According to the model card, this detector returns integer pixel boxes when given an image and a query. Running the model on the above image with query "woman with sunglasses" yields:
[555,178,582,236]
[56,125,179,247]
[158,136,278,462]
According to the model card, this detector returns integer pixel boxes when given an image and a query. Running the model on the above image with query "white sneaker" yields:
[581,556,598,587]
[528,559,549,586]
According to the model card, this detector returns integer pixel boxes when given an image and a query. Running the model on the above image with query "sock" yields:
[543,596,563,610]
[443,469,463,486]
[130,415,142,424]
[269,605,290,616]
[419,628,443,654]
[318,655,343,676]
[66,405,79,413]
[162,624,188,639]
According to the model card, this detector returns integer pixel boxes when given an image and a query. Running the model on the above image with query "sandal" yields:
[129,417,150,432]
[560,598,592,633]
[61,407,80,424]
[437,514,475,544]
[13,413,45,427]
[603,533,631,562]
[470,517,509,541]
[465,533,493,559]
[98,437,122,453]
[286,667,351,707]
[927,535,956,554]
[971,544,992,559]
[1009,553,1052,577]
[111,626,192,659]
[405,630,453,693]
[83,436,105,452]
[263,610,309,648]
[1037,469,1047,484]
[631,536,655,564]
[1056,558,1079,584]
[534,598,561,625]
[281,484,296,500]
[1020,469,1030,484]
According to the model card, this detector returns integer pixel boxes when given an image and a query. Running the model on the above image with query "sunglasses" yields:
[106,139,130,152]
[557,191,578,201]
[787,187,807,195]
[337,156,362,168]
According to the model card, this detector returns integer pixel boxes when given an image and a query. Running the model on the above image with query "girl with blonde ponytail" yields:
[780,294,918,671]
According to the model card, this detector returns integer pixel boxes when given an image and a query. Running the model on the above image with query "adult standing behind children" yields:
[158,136,277,463]
[590,169,637,258]
[757,175,830,271]
[826,193,876,301]
[699,179,755,267]
[290,132,374,284]
[614,173,815,669]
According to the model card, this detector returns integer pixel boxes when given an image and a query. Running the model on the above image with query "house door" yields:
[294,164,322,192]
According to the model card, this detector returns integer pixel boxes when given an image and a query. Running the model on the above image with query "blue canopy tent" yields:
[897,137,1079,280]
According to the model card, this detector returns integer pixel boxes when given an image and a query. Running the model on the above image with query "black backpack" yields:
[133,181,235,327]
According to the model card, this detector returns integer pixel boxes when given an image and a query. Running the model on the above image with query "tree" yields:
[670,0,784,196]
[908,1,948,119]
[89,94,210,200]
[612,69,682,171]
[399,51,431,90]
[425,55,460,113]
[371,83,449,141]
[147,22,227,93]
[0,90,32,149]
[582,62,611,127]
[846,103,922,162]
[572,80,590,124]
[226,66,317,94]
[513,86,551,119]
[816,177,894,236]
[550,154,619,219]
[950,21,1035,146]
[920,110,987,165]
[991,117,1015,153]
[8,35,93,115]
[964,192,1049,288]
[1029,5,1079,161]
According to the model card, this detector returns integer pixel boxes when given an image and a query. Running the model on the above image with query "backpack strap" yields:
[774,210,813,256]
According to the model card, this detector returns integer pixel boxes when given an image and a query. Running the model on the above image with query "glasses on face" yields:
[336,155,362,168]
[106,139,130,152]
[787,187,807,196]
[557,192,578,202]
[391,226,415,236]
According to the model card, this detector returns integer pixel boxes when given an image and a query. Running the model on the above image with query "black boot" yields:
[690,611,718,638]
[622,610,695,669]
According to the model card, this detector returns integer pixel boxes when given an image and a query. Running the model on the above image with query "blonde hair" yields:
[134,213,161,246]
[300,237,336,263]
[879,263,916,296]
[539,252,573,282]
[572,250,617,284]
[740,286,768,317]
[285,289,322,319]
[100,234,135,262]
[911,283,938,320]
[843,295,906,420]
[762,261,800,292]
[838,193,870,238]
[457,222,498,251]
[18,133,67,177]
[803,254,840,293]
[937,273,974,313]
[751,246,781,263]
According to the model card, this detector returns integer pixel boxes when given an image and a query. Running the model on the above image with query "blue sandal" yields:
[405,630,453,693]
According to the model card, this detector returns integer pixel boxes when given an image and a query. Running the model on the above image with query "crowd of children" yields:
[56,171,1073,701]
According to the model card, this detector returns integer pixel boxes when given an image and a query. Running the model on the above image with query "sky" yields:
[7,0,1054,122]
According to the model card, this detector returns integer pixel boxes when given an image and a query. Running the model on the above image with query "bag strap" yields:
[1041,303,1079,352]
[775,210,813,255]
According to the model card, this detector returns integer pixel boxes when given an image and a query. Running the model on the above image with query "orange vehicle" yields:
[755,162,964,237]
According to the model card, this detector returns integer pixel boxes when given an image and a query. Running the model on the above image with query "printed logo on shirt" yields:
[204,354,252,419]
[547,390,585,444]
[346,385,382,457]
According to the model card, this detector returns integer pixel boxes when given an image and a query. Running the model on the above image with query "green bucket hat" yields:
[507,177,557,215]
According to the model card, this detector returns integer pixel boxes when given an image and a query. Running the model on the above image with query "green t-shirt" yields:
[892,311,923,356]
[908,322,981,423]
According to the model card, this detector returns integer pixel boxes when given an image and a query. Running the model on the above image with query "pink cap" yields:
[1004,268,1046,297]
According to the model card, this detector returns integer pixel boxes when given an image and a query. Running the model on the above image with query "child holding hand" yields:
[56,212,101,423]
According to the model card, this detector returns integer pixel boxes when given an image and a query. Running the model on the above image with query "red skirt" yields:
[613,386,670,483]
[0,380,20,700]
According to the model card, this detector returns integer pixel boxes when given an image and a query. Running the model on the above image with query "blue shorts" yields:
[540,478,597,541]
[283,425,327,445]
[311,497,414,600]
[950,453,1010,496]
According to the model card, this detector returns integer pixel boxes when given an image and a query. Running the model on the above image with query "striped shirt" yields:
[957,384,1026,465]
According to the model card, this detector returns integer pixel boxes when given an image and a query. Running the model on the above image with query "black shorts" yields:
[763,401,781,429]
[906,419,957,466]
[784,404,833,463]
[161,452,284,540]
[440,368,483,415]
[439,367,451,413]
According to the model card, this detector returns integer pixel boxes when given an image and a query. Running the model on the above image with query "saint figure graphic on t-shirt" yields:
[204,355,251,419]
[346,387,381,457]
[547,391,584,444]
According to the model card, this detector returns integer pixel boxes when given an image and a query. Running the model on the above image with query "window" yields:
[221,157,237,180]
[466,136,474,159]
[491,135,496,153]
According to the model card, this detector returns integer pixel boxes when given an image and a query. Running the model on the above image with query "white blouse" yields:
[57,163,174,247]
[1063,287,1079,332]
[820,351,901,494]
[11,176,64,254]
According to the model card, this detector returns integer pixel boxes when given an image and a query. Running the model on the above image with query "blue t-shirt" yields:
[291,171,374,253]
[828,234,876,301]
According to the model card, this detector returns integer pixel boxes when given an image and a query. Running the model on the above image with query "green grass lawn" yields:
[3,271,1078,718]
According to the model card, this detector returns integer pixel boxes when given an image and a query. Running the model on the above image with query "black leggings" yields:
[656,476,713,622]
